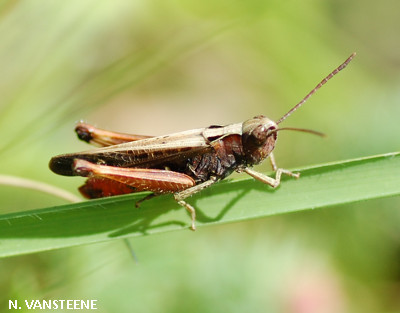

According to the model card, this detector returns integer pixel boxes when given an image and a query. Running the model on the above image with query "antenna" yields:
[276,52,356,125]
[273,127,325,137]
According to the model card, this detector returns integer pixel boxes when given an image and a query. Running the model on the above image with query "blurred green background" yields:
[0,0,399,312]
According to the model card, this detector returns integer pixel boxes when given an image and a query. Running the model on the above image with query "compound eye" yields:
[251,125,267,142]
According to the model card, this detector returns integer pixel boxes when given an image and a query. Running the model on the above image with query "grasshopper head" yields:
[242,115,278,165]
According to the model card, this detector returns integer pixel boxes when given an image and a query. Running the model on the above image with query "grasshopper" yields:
[49,53,356,230]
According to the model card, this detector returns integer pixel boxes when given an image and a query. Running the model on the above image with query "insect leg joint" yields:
[244,167,299,189]
[174,177,218,230]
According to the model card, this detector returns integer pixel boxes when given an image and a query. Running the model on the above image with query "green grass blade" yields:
[0,152,399,258]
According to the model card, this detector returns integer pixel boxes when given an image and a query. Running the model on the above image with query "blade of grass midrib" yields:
[0,152,399,258]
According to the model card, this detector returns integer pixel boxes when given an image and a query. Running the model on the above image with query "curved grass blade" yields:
[0,152,399,258]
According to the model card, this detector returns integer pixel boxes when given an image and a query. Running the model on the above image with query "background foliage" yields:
[0,0,399,312]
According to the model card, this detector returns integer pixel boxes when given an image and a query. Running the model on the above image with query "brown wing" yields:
[49,123,243,176]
